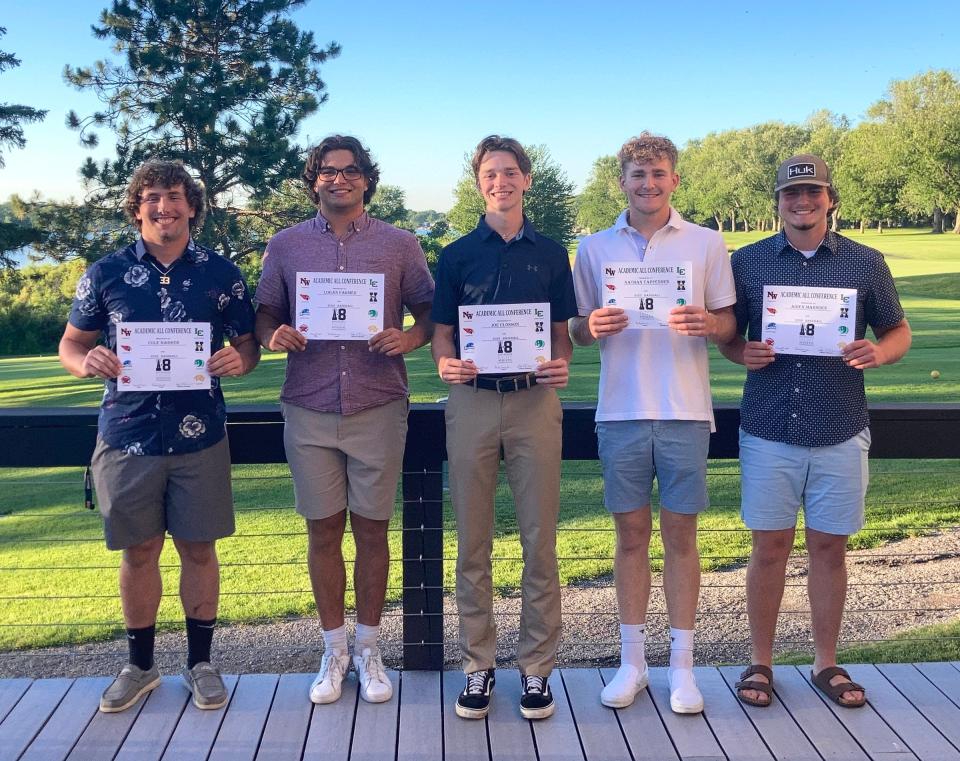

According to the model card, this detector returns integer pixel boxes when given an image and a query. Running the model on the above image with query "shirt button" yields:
[342,371,347,376]
[791,413,797,418]
[803,262,808,267]
[340,345,345,350]
[794,387,800,393]
[339,266,344,271]
[796,362,802,367]
[339,242,343,247]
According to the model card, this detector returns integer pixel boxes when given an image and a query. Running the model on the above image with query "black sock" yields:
[186,617,216,669]
[126,625,156,671]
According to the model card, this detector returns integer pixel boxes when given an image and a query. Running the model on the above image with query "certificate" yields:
[295,272,385,341]
[116,322,211,392]
[458,303,551,373]
[760,285,857,356]
[602,261,693,329]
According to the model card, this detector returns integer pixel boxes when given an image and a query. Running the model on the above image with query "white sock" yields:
[620,623,646,668]
[354,622,379,653]
[322,624,347,653]
[669,627,694,670]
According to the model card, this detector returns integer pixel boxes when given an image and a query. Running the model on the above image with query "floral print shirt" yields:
[69,238,255,456]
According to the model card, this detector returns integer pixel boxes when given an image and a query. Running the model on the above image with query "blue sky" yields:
[0,0,956,212]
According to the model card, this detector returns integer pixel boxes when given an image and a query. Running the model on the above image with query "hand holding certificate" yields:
[116,322,211,391]
[458,303,551,373]
[602,261,693,329]
[295,272,385,341]
[761,285,857,357]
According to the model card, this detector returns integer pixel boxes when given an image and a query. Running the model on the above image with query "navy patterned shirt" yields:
[731,230,905,447]
[69,239,256,456]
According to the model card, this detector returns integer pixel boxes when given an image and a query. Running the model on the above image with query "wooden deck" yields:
[1,664,959,760]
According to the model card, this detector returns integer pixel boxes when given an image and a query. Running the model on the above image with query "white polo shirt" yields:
[573,208,736,429]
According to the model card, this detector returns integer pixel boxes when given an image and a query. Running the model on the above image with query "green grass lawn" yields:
[2,458,958,650]
[0,227,958,653]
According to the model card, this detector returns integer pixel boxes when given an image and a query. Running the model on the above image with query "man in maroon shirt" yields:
[255,135,434,705]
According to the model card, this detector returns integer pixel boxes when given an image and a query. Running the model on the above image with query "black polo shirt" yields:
[431,216,578,360]
[732,230,905,447]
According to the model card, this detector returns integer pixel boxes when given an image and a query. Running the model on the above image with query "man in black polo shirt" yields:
[719,154,911,709]
[432,135,577,720]
[59,160,259,713]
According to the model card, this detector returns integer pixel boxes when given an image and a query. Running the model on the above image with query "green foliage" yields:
[0,27,47,171]
[409,209,444,227]
[869,70,960,230]
[417,218,453,274]
[367,184,410,227]
[446,145,577,247]
[575,155,622,233]
[0,259,86,355]
[63,0,340,262]
[10,193,129,264]
[674,122,807,231]
[833,122,904,230]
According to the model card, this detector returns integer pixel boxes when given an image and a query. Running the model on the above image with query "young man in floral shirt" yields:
[59,160,259,713]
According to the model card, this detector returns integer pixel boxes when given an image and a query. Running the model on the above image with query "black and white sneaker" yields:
[520,674,555,719]
[456,669,495,719]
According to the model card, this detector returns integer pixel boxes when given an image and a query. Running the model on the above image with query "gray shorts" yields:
[91,435,235,550]
[739,428,871,536]
[282,398,408,521]
[597,419,711,514]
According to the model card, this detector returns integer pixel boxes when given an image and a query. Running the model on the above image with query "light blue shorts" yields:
[738,428,871,536]
[597,419,711,515]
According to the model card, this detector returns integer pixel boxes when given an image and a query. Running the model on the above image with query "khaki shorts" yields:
[91,435,235,550]
[282,398,409,521]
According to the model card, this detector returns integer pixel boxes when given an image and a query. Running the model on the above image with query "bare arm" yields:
[369,301,434,356]
[58,324,122,379]
[843,319,911,370]
[432,322,477,384]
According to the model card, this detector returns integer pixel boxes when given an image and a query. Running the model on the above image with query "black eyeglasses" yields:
[317,166,364,182]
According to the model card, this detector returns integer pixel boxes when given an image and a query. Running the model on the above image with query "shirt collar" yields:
[614,207,683,235]
[477,214,537,243]
[316,210,370,234]
[134,237,197,262]
[775,229,839,258]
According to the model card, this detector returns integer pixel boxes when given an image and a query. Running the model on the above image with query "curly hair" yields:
[302,135,380,206]
[617,132,679,172]
[124,160,206,231]
[470,135,532,179]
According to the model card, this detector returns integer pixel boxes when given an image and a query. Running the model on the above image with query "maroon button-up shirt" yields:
[256,212,435,415]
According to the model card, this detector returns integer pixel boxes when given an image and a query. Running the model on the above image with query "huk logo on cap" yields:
[787,163,817,180]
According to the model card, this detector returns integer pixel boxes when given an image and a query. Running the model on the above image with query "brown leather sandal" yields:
[735,664,774,707]
[811,666,866,708]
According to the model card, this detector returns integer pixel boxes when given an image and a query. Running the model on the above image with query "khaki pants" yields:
[446,382,562,677]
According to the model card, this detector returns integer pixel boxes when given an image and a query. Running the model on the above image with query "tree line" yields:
[0,2,957,355]
[578,72,960,236]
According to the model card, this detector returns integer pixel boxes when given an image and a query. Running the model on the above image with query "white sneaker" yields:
[601,663,649,708]
[668,668,704,714]
[353,647,393,703]
[310,648,350,704]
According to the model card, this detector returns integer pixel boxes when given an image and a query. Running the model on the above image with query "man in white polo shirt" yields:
[571,132,736,713]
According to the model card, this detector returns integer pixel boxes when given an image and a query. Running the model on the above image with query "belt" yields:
[470,372,538,393]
